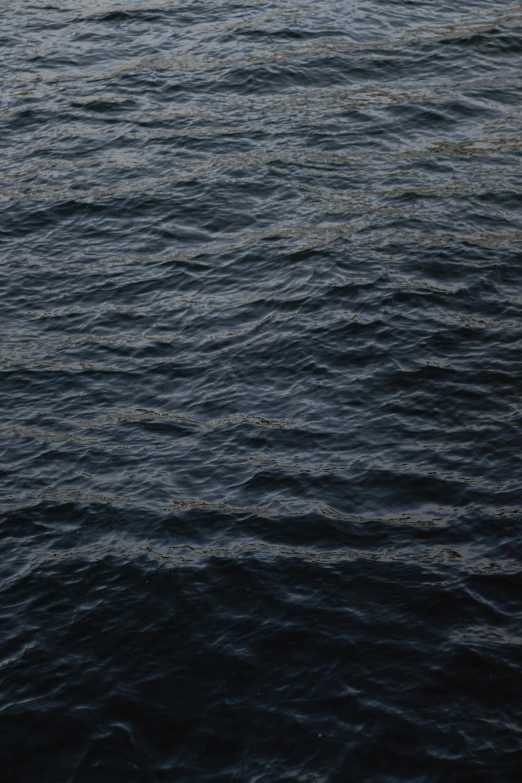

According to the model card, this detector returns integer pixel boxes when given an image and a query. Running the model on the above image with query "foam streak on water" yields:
[1,1,522,780]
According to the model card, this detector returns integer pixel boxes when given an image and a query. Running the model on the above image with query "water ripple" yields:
[1,0,522,780]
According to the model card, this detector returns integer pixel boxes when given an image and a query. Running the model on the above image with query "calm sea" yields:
[1,1,522,780]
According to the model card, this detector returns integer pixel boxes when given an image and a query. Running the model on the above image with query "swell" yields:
[2,1,522,781]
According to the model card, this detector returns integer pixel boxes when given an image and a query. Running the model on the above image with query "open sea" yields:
[1,1,522,780]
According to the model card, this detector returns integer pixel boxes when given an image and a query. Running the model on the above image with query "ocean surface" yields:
[1,1,522,780]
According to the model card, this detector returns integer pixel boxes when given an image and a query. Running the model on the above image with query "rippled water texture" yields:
[2,1,522,780]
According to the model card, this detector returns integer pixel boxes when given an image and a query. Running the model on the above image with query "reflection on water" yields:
[1,1,522,780]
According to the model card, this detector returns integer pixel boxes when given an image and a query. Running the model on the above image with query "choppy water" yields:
[2,0,522,780]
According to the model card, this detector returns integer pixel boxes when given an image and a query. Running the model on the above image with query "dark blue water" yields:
[2,1,522,780]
